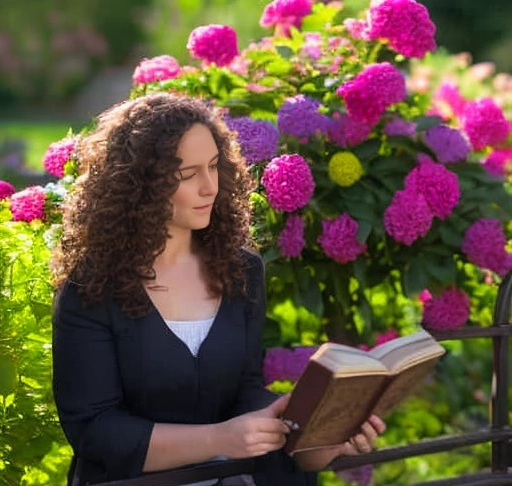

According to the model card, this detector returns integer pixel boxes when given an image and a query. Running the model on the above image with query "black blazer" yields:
[52,251,316,486]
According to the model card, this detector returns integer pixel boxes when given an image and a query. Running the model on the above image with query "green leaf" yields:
[403,257,429,296]
[0,355,17,396]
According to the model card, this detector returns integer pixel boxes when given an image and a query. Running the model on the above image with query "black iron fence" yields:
[95,273,512,486]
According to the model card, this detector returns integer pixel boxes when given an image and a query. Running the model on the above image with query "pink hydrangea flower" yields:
[384,117,416,136]
[259,0,313,36]
[483,148,512,178]
[422,287,470,331]
[317,213,367,263]
[384,189,433,245]
[343,18,370,40]
[263,345,318,384]
[132,55,181,84]
[0,180,15,200]
[43,137,76,178]
[462,97,510,151]
[278,214,306,258]
[336,62,407,127]
[328,113,373,147]
[462,219,512,277]
[404,155,460,219]
[261,153,315,212]
[10,186,46,222]
[187,24,239,66]
[424,125,470,163]
[366,0,436,59]
[429,83,467,121]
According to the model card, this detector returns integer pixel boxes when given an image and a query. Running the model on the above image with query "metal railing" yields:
[95,273,512,486]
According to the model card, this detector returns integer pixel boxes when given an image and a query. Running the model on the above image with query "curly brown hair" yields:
[52,92,256,318]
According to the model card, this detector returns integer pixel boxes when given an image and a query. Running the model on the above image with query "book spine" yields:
[282,361,332,454]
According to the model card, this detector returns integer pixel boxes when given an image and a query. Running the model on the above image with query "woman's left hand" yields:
[337,415,386,455]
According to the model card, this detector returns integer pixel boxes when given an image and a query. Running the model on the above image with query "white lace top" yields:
[164,317,215,357]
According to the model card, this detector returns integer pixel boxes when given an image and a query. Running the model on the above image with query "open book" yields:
[281,329,446,454]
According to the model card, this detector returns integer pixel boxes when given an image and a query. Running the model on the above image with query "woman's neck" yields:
[157,229,193,265]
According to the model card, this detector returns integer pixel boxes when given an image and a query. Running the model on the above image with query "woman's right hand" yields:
[215,394,291,458]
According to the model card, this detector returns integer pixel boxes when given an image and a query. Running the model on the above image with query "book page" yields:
[368,329,445,372]
[313,342,389,376]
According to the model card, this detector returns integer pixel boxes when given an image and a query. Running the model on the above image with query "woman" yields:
[51,92,385,486]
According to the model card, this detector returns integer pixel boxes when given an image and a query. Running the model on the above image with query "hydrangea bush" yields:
[2,0,511,484]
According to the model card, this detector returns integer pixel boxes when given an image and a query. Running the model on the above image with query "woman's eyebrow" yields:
[178,153,219,171]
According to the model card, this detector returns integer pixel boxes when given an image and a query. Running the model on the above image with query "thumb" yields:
[265,393,291,417]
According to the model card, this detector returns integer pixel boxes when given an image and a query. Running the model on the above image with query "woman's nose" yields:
[199,170,218,196]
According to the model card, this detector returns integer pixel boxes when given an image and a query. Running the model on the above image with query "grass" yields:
[0,121,76,172]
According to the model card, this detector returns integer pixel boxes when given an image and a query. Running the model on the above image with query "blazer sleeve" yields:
[52,282,154,479]
[231,251,277,415]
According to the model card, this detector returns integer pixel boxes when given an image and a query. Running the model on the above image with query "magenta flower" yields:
[259,0,313,36]
[225,116,279,163]
[404,155,460,219]
[336,62,407,126]
[462,219,512,277]
[278,214,306,258]
[483,148,512,178]
[422,287,470,331]
[132,55,181,84]
[384,117,416,137]
[0,180,15,200]
[277,95,331,138]
[10,186,46,222]
[317,213,367,264]
[328,113,373,147]
[384,189,433,245]
[263,345,318,384]
[462,98,510,151]
[261,154,315,212]
[366,0,436,59]
[424,125,470,163]
[187,24,239,66]
[43,137,76,178]
[429,83,467,121]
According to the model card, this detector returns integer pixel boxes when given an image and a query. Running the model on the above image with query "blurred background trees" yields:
[1,0,512,109]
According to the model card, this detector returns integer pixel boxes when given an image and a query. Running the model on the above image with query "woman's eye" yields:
[181,173,196,181]
[209,164,218,171]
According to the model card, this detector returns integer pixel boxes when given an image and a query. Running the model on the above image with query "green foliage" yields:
[0,218,70,485]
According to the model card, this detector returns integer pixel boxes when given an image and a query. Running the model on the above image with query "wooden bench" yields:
[95,273,512,486]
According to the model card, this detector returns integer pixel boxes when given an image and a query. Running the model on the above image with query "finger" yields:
[349,433,373,453]
[266,394,291,417]
[360,421,378,447]
[251,417,290,435]
[244,433,287,454]
[368,414,386,434]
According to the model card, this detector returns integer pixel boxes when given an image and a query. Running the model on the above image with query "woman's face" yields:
[169,123,219,233]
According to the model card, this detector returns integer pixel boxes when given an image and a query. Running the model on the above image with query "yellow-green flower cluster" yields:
[328,151,364,187]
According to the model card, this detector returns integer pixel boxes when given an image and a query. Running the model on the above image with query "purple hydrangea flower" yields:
[336,464,373,486]
[422,287,470,331]
[132,55,181,84]
[336,62,407,127]
[187,24,239,66]
[328,114,373,147]
[0,180,15,200]
[277,95,331,138]
[259,0,313,36]
[404,154,460,219]
[278,214,306,258]
[384,117,416,137]
[225,116,279,163]
[317,213,367,263]
[462,97,510,151]
[43,137,76,178]
[261,153,315,212]
[384,189,433,245]
[263,345,318,384]
[366,0,436,59]
[424,125,470,163]
[462,218,512,277]
[483,148,512,178]
[10,186,46,222]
